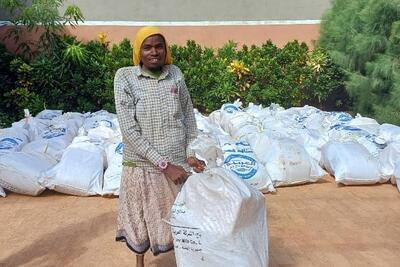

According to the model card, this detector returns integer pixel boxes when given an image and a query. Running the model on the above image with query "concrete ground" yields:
[0,175,399,267]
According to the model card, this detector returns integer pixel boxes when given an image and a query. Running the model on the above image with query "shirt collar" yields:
[134,65,171,80]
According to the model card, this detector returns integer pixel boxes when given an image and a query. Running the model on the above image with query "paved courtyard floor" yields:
[1,175,399,267]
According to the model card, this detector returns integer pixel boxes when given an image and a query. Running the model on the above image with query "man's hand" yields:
[163,163,190,185]
[187,156,206,173]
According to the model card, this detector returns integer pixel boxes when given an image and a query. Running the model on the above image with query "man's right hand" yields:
[163,163,190,184]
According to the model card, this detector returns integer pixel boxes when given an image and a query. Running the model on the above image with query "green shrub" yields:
[0,34,132,125]
[0,43,18,126]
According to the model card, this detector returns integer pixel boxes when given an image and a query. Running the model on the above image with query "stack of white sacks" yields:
[0,110,122,197]
[1,100,400,197]
[196,100,400,192]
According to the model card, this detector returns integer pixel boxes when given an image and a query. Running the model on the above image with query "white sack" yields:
[195,110,226,136]
[51,117,80,136]
[220,102,264,139]
[379,142,400,180]
[87,125,120,141]
[292,129,329,162]
[299,110,326,132]
[229,113,260,138]
[393,163,400,192]
[356,135,386,159]
[170,167,268,267]
[348,114,380,134]
[39,141,104,196]
[379,123,400,143]
[261,118,288,138]
[12,116,50,141]
[219,101,243,131]
[328,125,386,158]
[0,186,5,197]
[103,142,123,196]
[275,106,321,127]
[207,110,222,127]
[35,109,63,120]
[231,122,262,140]
[71,136,108,168]
[328,125,367,141]
[0,152,51,196]
[247,133,325,186]
[321,141,382,185]
[220,137,275,192]
[83,112,117,131]
[21,139,64,163]
[24,126,76,161]
[0,127,30,156]
[39,126,76,148]
[62,112,85,128]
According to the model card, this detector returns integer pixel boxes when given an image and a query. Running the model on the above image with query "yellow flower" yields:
[98,32,107,45]
[307,50,328,74]
[228,60,250,78]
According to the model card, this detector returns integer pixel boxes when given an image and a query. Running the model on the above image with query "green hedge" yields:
[172,40,346,113]
[0,36,346,126]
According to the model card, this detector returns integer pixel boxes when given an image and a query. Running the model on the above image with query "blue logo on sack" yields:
[224,154,258,179]
[0,137,22,150]
[115,143,124,155]
[42,128,66,139]
[330,112,352,123]
[223,104,239,114]
[365,134,387,149]
[330,125,363,132]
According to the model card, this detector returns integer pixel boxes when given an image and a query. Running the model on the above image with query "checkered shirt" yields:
[114,64,197,168]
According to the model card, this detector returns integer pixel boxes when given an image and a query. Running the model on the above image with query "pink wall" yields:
[0,24,320,53]
[66,25,320,48]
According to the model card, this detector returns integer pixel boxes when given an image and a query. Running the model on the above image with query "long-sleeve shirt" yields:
[114,64,197,169]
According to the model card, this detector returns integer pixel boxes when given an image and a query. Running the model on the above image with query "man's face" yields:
[140,34,166,71]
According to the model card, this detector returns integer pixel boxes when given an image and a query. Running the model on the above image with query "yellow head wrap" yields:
[133,26,172,66]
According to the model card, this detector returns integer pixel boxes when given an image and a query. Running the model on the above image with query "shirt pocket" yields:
[165,80,182,119]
